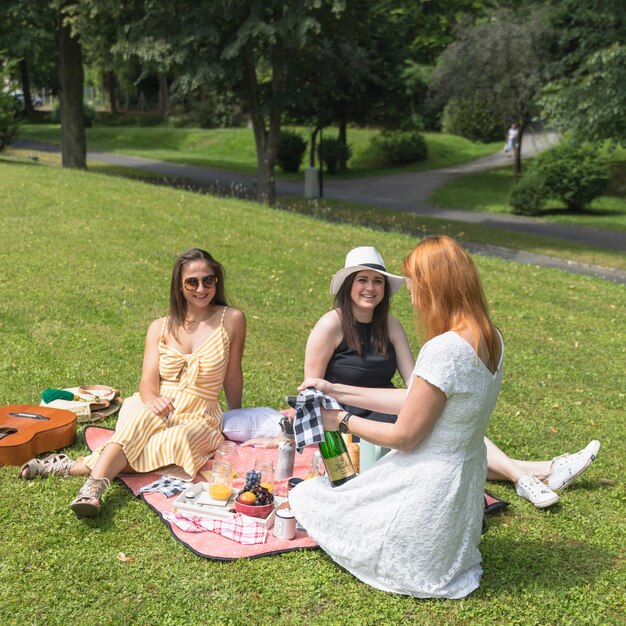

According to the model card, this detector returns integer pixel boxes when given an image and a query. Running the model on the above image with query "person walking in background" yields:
[504,122,519,154]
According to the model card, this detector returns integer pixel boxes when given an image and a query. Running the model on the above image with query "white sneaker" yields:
[516,474,560,508]
[547,440,600,492]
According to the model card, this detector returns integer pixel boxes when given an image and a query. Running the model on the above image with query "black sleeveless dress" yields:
[324,321,398,425]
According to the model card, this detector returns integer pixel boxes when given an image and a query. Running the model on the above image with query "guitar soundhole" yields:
[0,427,18,440]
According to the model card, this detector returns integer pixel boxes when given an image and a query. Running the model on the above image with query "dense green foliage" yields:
[277,130,307,173]
[531,141,610,211]
[370,130,428,165]
[542,0,626,144]
[0,66,20,151]
[442,96,505,143]
[0,158,624,625]
[190,92,244,129]
[318,137,352,174]
[509,173,546,216]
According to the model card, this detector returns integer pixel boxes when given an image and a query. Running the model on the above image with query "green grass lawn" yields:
[1,158,624,625]
[7,147,624,273]
[429,159,626,233]
[16,123,501,179]
[279,196,626,272]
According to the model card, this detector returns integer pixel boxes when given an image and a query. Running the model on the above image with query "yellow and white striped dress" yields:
[84,307,230,479]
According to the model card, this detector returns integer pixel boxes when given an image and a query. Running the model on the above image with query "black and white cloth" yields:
[292,388,342,453]
[139,476,192,497]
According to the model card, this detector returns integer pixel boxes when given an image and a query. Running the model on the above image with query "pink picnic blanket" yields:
[84,426,318,560]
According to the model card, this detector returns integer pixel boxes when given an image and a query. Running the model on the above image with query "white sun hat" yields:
[330,246,405,295]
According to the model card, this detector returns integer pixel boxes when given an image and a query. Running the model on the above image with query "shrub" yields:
[371,130,428,166]
[442,96,504,143]
[191,93,243,129]
[509,174,546,215]
[83,103,96,128]
[531,140,610,211]
[0,92,20,151]
[94,111,164,127]
[277,131,307,173]
[318,137,351,174]
[0,66,20,151]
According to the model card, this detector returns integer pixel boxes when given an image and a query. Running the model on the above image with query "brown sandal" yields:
[18,453,75,480]
[70,477,110,518]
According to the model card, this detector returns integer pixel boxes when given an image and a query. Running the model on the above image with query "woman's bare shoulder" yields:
[147,317,167,334]
[223,306,246,337]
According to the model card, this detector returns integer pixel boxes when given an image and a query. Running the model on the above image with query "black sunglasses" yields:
[183,275,218,291]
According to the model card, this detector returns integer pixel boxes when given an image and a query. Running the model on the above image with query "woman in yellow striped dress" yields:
[19,249,246,518]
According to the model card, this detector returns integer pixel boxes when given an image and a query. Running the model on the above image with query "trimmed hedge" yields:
[277,131,307,173]
[442,96,504,143]
[318,137,351,174]
[509,174,546,215]
[371,130,428,165]
[531,140,610,211]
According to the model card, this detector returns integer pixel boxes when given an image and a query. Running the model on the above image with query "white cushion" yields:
[222,407,282,442]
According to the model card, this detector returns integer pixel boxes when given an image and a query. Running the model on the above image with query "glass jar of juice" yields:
[209,461,233,500]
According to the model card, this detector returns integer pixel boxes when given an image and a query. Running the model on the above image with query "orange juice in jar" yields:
[209,461,233,500]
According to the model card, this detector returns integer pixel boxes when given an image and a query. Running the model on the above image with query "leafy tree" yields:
[431,6,554,177]
[113,0,347,205]
[540,0,626,144]
[0,0,57,116]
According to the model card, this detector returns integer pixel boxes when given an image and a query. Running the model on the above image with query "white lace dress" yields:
[289,331,504,599]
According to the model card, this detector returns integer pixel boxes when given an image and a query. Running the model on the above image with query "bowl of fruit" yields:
[234,470,275,518]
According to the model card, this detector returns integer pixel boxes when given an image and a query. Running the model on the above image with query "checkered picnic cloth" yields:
[162,511,268,545]
[292,388,342,453]
[139,477,192,497]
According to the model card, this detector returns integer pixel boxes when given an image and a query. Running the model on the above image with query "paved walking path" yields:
[14,137,626,284]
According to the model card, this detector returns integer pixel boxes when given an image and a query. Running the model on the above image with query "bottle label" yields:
[324,453,354,482]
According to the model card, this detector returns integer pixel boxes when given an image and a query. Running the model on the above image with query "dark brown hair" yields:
[334,271,391,356]
[168,248,228,337]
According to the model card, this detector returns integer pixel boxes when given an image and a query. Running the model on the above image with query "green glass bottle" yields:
[286,394,357,487]
[318,430,357,487]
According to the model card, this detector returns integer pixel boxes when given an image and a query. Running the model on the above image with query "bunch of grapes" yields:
[237,470,274,505]
[244,470,261,491]
[254,486,273,506]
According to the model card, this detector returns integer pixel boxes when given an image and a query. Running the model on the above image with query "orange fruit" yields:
[260,482,274,493]
[238,491,257,505]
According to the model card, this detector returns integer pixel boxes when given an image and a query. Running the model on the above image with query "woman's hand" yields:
[298,378,333,395]
[321,408,343,432]
[147,396,175,418]
[240,437,280,449]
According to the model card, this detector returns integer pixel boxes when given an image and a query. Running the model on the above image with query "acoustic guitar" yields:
[0,404,77,466]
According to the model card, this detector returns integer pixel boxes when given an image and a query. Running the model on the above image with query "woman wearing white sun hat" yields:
[244,245,600,508]
[301,246,600,508]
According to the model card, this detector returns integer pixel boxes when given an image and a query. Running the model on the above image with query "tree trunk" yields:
[337,116,348,172]
[158,74,169,117]
[19,59,34,117]
[58,12,86,169]
[107,71,117,114]
[242,43,282,205]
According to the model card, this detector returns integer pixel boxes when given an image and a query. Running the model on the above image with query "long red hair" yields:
[402,235,500,370]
